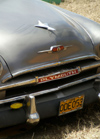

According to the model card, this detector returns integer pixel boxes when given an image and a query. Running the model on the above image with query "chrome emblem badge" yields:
[37,67,80,83]
[38,45,72,53]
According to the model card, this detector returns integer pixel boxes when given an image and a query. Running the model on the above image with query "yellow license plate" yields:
[59,95,84,115]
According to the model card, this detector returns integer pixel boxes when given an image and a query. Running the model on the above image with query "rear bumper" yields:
[0,80,99,128]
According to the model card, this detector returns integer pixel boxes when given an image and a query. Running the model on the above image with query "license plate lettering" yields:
[59,95,84,115]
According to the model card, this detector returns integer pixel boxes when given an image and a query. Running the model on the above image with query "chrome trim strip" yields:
[0,73,100,105]
[58,74,100,90]
[0,60,100,90]
[12,54,100,78]
[0,95,26,104]
[0,78,36,91]
[1,75,12,84]
[81,62,100,71]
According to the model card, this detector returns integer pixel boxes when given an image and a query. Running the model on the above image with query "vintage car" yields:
[0,0,100,128]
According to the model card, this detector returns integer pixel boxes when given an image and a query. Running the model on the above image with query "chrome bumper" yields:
[26,95,40,124]
[0,73,100,105]
[0,74,100,125]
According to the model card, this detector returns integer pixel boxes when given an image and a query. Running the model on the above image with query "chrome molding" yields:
[0,60,100,90]
[0,73,100,105]
[81,61,100,71]
[12,54,100,78]
[0,78,36,91]
[1,74,12,84]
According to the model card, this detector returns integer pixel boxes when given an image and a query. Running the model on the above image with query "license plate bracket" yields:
[59,95,84,116]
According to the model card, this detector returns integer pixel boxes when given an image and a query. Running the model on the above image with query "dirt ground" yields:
[1,0,100,139]
[6,102,100,139]
[59,0,100,23]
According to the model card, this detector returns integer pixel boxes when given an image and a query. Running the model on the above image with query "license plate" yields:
[59,95,84,115]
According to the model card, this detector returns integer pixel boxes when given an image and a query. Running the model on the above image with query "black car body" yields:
[0,0,100,128]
